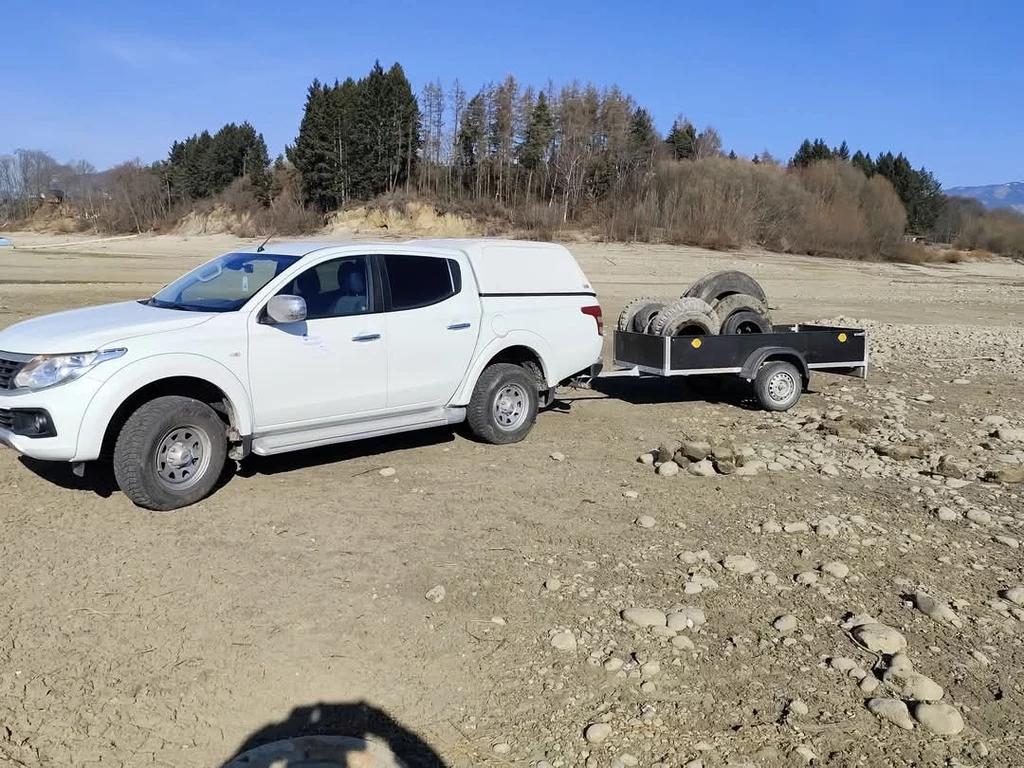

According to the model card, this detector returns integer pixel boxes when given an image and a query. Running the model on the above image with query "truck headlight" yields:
[13,349,127,391]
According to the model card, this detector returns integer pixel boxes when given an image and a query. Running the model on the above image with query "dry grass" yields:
[599,158,906,261]
[897,244,977,265]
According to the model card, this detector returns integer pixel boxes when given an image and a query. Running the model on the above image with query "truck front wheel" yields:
[112,395,228,511]
[466,363,540,444]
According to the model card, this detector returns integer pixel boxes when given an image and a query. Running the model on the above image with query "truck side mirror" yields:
[265,295,307,324]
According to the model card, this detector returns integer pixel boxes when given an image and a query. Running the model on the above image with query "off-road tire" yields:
[650,297,721,337]
[466,363,539,444]
[713,293,772,334]
[753,360,803,412]
[617,296,658,332]
[631,301,665,333]
[112,395,228,511]
[684,270,768,305]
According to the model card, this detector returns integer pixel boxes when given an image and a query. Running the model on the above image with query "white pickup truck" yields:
[0,239,603,510]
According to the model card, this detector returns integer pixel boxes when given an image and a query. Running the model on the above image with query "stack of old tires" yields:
[617,270,772,337]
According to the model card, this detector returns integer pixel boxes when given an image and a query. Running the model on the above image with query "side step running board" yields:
[250,407,466,456]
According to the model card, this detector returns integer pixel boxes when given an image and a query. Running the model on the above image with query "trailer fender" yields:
[740,347,809,386]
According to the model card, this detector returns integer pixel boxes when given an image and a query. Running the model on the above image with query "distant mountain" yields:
[945,181,1024,213]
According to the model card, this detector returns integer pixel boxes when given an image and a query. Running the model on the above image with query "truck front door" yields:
[247,255,388,430]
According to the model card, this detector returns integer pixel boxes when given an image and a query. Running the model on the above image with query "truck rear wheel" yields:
[112,395,228,511]
[466,363,539,444]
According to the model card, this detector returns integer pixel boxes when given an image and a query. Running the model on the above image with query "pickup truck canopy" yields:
[409,238,594,296]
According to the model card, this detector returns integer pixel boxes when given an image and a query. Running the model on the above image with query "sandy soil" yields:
[1,232,1024,767]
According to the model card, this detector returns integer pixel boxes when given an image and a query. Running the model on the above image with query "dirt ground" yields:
[2,232,1024,767]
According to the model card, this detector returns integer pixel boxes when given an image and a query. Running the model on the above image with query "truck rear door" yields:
[380,252,480,411]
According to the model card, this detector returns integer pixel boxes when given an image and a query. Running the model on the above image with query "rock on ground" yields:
[913,703,965,735]
[550,631,577,652]
[622,607,668,628]
[657,461,680,477]
[853,623,907,654]
[1000,586,1024,606]
[688,459,717,477]
[773,614,798,633]
[883,669,944,702]
[913,591,961,626]
[867,698,915,730]
[425,585,446,603]
[667,606,707,631]
[585,723,612,744]
[681,441,712,462]
[722,555,759,575]
[987,467,1024,484]
[820,561,850,579]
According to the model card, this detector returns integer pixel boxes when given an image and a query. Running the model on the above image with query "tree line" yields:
[791,138,945,234]
[2,60,1023,258]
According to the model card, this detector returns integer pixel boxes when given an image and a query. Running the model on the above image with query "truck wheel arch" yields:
[453,336,553,406]
[74,356,254,462]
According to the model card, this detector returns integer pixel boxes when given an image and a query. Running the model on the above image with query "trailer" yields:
[588,323,868,412]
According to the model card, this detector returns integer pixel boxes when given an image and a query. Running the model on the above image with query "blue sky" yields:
[2,0,1020,187]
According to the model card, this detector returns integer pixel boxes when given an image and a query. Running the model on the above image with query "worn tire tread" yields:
[684,270,768,305]
[650,297,721,336]
[617,296,658,332]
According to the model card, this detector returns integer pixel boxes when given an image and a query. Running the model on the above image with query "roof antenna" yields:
[255,231,275,253]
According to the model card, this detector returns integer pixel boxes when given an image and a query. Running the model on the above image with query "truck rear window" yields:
[385,255,459,311]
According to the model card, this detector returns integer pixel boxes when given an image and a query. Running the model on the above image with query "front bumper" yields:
[0,377,103,461]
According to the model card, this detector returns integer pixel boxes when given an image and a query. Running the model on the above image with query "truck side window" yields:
[385,254,456,311]
[282,256,371,319]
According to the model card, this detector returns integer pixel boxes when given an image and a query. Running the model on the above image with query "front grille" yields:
[0,408,12,430]
[0,352,31,390]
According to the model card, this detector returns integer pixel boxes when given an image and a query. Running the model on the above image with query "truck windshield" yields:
[147,252,301,312]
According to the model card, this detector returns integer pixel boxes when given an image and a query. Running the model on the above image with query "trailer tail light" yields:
[581,305,604,336]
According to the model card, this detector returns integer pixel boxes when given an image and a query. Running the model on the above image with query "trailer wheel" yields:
[651,297,721,337]
[713,293,772,334]
[753,360,802,412]
[685,270,768,305]
[617,296,658,332]
[631,301,665,333]
[467,363,539,444]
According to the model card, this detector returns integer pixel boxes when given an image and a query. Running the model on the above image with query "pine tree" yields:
[792,138,838,167]
[517,91,554,170]
[627,108,657,155]
[457,93,487,177]
[728,150,738,160]
[791,139,815,167]
[287,80,341,210]
[666,118,697,160]
[850,150,874,177]
[834,140,850,161]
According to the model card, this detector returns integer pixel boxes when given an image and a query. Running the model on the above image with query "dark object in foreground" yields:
[223,700,445,768]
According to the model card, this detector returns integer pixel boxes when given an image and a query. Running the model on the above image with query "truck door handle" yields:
[352,333,381,342]
[447,322,471,330]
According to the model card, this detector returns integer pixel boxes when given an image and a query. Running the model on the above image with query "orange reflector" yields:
[838,333,848,342]
[691,338,702,348]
